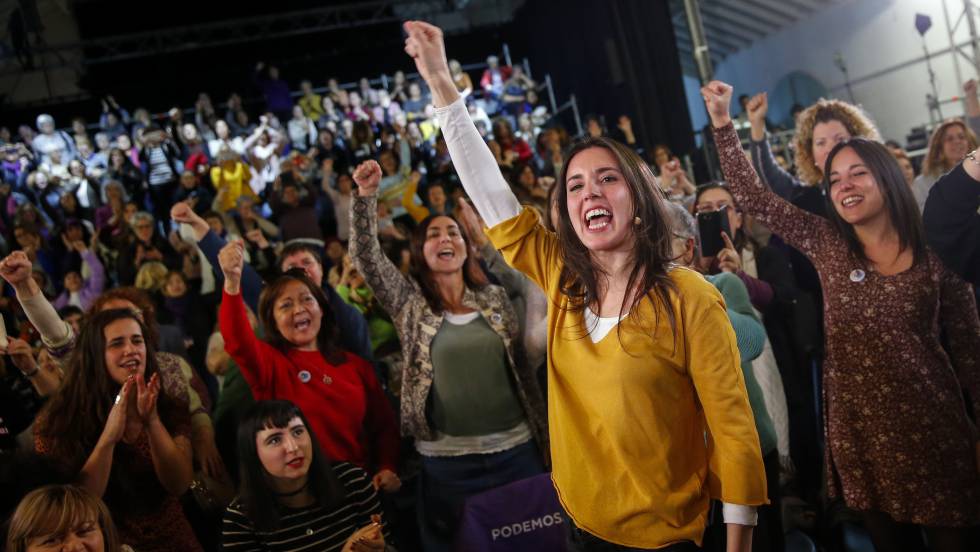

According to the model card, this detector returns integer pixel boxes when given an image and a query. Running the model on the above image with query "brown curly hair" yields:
[793,99,880,185]
[920,119,978,177]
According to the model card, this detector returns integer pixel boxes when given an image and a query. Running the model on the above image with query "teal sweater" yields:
[706,272,777,456]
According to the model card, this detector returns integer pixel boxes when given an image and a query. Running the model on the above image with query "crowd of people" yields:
[0,18,978,552]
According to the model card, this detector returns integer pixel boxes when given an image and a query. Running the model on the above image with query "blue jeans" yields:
[417,440,544,552]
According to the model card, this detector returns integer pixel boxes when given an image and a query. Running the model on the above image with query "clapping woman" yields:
[32,308,202,551]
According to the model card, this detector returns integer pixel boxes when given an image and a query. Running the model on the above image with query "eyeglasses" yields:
[693,202,733,215]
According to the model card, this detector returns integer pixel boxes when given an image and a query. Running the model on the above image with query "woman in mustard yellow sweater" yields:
[403,21,767,552]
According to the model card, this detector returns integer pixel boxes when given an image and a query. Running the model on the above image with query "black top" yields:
[221,463,387,552]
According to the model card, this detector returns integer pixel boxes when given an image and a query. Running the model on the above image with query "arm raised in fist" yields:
[353,160,383,198]
[701,80,734,129]
[218,240,246,295]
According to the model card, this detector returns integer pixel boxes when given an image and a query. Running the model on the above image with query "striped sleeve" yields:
[221,502,263,552]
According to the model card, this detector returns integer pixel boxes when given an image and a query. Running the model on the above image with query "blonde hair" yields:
[793,98,880,185]
[5,485,122,552]
[921,119,978,177]
[135,261,169,293]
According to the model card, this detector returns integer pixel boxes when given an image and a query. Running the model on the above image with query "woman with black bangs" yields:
[222,400,389,552]
[404,21,765,552]
[705,80,980,552]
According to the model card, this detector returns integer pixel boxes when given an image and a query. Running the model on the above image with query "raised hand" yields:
[746,93,768,125]
[136,372,160,425]
[218,240,246,294]
[0,251,37,294]
[403,21,457,107]
[353,160,383,197]
[455,198,488,247]
[964,79,978,96]
[171,201,209,240]
[701,80,734,128]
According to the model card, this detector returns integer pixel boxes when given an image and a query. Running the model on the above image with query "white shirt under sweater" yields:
[434,96,757,527]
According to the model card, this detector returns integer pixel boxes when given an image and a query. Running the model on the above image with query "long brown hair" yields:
[258,271,345,365]
[921,119,978,177]
[35,309,165,472]
[5,485,123,552]
[554,137,677,342]
[822,139,927,266]
[409,214,489,312]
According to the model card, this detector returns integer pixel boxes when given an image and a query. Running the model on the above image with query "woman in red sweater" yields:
[217,239,401,493]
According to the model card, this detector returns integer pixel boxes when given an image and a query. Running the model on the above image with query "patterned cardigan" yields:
[349,194,548,456]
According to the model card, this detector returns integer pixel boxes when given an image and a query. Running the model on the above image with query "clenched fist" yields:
[218,240,246,295]
[700,80,734,128]
[353,160,383,197]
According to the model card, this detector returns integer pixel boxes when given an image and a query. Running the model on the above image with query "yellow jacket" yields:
[485,208,767,548]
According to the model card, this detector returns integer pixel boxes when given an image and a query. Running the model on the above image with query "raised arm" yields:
[349,160,418,318]
[746,92,805,201]
[403,21,521,226]
[172,202,263,311]
[217,240,276,396]
[702,81,831,262]
[0,251,74,355]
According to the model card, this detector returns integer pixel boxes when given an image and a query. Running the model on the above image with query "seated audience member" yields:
[31,308,202,551]
[52,237,105,312]
[222,400,388,552]
[116,212,180,286]
[5,484,133,552]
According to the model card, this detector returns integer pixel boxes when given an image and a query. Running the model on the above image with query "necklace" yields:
[274,483,308,498]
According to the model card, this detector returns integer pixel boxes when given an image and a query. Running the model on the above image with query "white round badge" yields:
[849,269,866,283]
[490,313,502,324]
[298,370,312,383]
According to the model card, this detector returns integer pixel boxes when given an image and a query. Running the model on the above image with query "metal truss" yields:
[0,1,454,77]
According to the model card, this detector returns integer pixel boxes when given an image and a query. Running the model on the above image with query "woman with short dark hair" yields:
[222,400,388,552]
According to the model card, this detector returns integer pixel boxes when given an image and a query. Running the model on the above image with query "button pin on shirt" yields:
[849,269,866,283]
[490,312,502,324]
[298,370,312,383]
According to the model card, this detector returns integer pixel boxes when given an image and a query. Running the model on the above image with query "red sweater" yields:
[220,290,399,473]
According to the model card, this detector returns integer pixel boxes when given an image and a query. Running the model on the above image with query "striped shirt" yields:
[221,463,387,551]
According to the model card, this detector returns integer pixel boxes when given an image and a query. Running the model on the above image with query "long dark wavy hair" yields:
[409,214,489,312]
[35,309,166,470]
[822,139,926,267]
[258,270,345,365]
[554,137,677,343]
[236,400,344,532]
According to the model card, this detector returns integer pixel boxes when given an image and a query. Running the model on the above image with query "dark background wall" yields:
[5,0,693,158]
